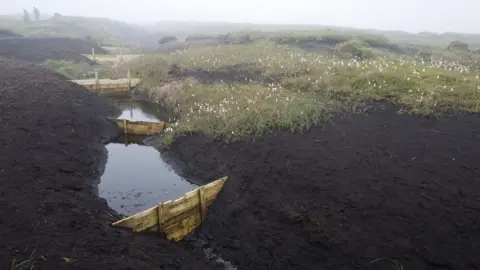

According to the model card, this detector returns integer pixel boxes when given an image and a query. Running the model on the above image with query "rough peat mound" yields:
[0,57,210,269]
[0,29,21,38]
[164,102,480,270]
[0,37,108,63]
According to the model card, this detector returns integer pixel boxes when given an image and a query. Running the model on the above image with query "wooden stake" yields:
[198,187,206,221]
[127,69,131,93]
[129,97,133,119]
[92,47,95,61]
[94,72,99,92]
[123,119,128,136]
[157,203,164,232]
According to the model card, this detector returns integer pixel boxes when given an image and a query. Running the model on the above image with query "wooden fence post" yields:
[157,203,165,232]
[127,69,131,93]
[123,119,128,136]
[119,44,124,62]
[198,187,206,221]
[94,71,99,92]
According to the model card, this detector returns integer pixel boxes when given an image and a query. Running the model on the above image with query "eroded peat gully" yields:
[0,57,210,269]
[1,55,480,270]
[98,98,197,217]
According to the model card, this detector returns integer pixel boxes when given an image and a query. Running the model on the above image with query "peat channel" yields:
[99,98,195,216]
[100,97,237,269]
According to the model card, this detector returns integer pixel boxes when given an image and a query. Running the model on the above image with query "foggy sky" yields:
[3,0,479,33]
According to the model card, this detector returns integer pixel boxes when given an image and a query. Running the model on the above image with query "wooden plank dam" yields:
[71,77,142,93]
[114,118,167,136]
[112,176,229,241]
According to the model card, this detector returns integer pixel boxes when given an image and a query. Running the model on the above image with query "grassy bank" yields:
[43,59,92,79]
[122,42,480,145]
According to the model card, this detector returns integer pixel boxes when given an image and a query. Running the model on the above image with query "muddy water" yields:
[99,98,195,216]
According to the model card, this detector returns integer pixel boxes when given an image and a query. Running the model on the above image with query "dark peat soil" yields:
[163,102,480,270]
[0,57,211,270]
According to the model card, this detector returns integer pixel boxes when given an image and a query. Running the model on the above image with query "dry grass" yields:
[10,249,36,270]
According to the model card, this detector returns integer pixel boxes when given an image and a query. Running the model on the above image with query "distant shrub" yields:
[224,34,253,44]
[158,36,178,44]
[335,39,375,59]
[361,35,391,47]
[185,35,218,41]
[448,40,470,52]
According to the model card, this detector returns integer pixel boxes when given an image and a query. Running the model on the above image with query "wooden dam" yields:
[79,67,227,242]
[72,77,142,93]
[113,177,228,241]
[113,118,167,136]
[108,117,228,241]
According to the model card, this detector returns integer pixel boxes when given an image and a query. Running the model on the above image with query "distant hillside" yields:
[0,37,108,63]
[149,20,480,50]
[1,14,479,50]
[0,14,155,46]
[364,29,480,49]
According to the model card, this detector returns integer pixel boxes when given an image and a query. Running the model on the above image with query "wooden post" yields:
[129,98,133,119]
[157,203,164,232]
[127,69,131,93]
[92,47,95,61]
[123,119,128,136]
[94,71,99,92]
[198,187,206,221]
[119,44,124,62]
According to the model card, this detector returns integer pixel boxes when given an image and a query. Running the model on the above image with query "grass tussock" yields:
[122,42,480,145]
[160,78,340,144]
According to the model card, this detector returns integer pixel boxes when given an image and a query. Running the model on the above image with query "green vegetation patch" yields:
[159,79,340,145]
[121,42,480,145]
[43,59,92,79]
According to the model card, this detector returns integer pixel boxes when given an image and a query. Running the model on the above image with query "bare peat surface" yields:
[0,29,21,38]
[0,57,210,269]
[0,37,107,63]
[164,102,480,270]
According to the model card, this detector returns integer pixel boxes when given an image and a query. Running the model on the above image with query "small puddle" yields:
[99,98,195,216]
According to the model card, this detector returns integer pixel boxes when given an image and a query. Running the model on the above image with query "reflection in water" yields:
[118,106,159,122]
[112,97,175,123]
[99,142,198,216]
[112,134,148,146]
